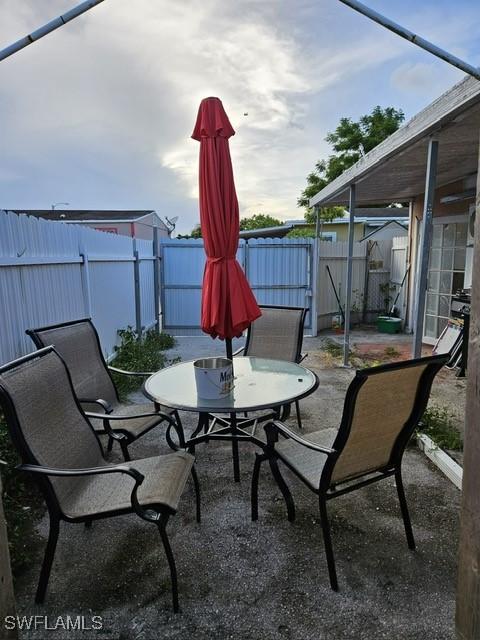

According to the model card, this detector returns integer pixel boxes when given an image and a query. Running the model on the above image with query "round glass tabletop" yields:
[144,357,318,413]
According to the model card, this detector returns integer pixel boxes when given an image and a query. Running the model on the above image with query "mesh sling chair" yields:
[0,347,201,612]
[251,354,448,591]
[27,318,184,461]
[235,305,308,428]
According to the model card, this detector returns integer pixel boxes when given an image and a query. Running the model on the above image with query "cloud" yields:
[390,62,460,96]
[0,0,478,232]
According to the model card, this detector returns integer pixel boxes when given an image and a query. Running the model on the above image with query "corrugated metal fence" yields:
[160,237,314,335]
[0,210,157,364]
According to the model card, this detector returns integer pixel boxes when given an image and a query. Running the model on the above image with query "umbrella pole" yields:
[226,337,233,360]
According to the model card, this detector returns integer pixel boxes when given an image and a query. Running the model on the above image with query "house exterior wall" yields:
[81,214,170,240]
[321,222,364,242]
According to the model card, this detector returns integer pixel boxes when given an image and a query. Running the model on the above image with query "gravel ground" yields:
[12,339,461,640]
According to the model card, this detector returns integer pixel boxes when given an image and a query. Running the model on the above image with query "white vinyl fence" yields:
[0,211,158,364]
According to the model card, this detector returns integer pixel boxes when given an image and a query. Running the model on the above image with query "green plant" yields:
[418,405,462,451]
[110,327,177,399]
[0,413,43,574]
[322,338,344,358]
[379,282,396,314]
[384,346,400,359]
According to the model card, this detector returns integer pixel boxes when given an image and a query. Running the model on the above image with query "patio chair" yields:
[26,319,184,461]
[235,305,308,428]
[0,346,200,612]
[251,354,448,591]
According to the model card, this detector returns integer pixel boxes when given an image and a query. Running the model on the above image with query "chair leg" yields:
[190,467,201,523]
[119,439,131,462]
[106,435,114,452]
[318,496,338,591]
[251,453,266,521]
[268,456,295,522]
[395,469,415,550]
[171,410,186,448]
[35,515,59,604]
[295,400,303,430]
[157,518,179,613]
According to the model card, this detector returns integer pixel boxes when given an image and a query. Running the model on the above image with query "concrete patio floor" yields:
[13,335,461,639]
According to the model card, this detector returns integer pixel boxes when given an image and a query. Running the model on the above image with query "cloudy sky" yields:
[0,1,479,234]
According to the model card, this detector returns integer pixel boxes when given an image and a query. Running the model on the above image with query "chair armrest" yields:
[17,463,162,522]
[18,463,144,482]
[233,347,244,356]
[84,410,185,448]
[78,398,113,414]
[85,411,161,421]
[264,420,334,454]
[108,366,155,377]
[298,353,308,363]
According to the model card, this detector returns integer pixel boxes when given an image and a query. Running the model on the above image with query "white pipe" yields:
[0,0,106,62]
[338,0,480,81]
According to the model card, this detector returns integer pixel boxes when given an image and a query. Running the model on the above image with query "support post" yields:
[311,206,320,337]
[133,240,142,339]
[0,475,17,639]
[343,184,356,366]
[456,135,480,640]
[413,138,438,357]
[153,227,160,332]
[79,240,92,318]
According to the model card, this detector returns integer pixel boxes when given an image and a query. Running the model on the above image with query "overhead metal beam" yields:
[413,138,439,358]
[343,184,356,366]
[338,0,480,81]
[0,0,106,63]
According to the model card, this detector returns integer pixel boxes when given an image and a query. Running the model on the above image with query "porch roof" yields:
[309,75,480,207]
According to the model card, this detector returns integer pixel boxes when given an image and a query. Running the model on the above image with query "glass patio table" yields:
[144,356,319,482]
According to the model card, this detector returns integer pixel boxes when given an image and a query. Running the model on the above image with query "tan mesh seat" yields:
[27,319,184,460]
[275,428,337,489]
[0,347,200,613]
[238,305,308,428]
[251,354,448,592]
[63,452,194,519]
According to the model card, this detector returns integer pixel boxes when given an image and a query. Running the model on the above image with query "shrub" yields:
[418,405,463,451]
[110,327,177,399]
[0,413,43,574]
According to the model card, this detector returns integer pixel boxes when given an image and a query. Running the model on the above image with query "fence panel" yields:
[390,236,409,322]
[0,213,86,363]
[0,211,156,364]
[159,238,313,335]
[316,241,367,330]
[245,238,313,330]
[80,227,136,356]
[137,238,156,332]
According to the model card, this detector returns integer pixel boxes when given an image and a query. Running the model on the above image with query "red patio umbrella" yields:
[192,97,261,359]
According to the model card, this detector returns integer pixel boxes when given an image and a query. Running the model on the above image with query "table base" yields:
[186,409,281,482]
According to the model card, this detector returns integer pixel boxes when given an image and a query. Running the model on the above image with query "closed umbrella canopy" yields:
[192,96,261,345]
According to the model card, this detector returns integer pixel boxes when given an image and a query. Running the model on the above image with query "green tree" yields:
[298,106,404,219]
[239,214,283,231]
[183,213,283,238]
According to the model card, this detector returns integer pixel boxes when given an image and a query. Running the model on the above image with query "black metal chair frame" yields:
[26,318,185,461]
[235,305,308,429]
[251,354,448,591]
[0,347,201,612]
